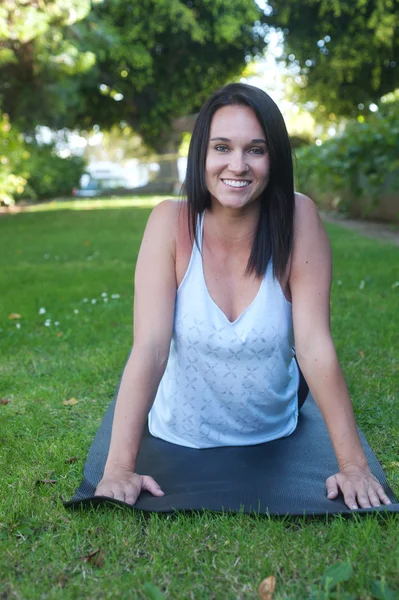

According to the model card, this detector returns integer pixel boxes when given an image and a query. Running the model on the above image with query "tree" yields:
[0,1,95,132]
[0,0,268,149]
[267,0,399,119]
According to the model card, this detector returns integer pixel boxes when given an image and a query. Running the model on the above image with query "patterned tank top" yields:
[148,211,299,448]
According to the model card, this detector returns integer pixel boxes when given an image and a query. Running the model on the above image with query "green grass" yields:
[0,197,398,599]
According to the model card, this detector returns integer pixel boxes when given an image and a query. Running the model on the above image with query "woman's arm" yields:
[95,200,178,504]
[289,193,391,509]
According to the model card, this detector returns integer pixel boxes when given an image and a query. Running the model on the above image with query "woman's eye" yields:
[248,147,265,155]
[214,145,229,152]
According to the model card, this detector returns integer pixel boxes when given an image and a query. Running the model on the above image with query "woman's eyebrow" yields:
[209,136,267,144]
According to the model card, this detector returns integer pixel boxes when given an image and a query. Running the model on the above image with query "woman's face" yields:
[205,105,270,211]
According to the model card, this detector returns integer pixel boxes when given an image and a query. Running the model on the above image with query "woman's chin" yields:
[212,193,258,211]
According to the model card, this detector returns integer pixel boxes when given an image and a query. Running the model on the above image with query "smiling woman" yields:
[93,83,392,512]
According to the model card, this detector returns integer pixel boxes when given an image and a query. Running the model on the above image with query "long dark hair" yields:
[182,83,295,280]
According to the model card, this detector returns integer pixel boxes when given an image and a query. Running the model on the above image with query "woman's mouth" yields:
[221,179,251,188]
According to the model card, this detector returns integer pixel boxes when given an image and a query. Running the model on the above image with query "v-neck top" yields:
[148,211,299,448]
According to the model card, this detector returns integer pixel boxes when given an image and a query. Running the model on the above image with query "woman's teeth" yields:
[222,180,250,188]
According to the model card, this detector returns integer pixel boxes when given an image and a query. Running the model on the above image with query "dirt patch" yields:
[320,211,399,247]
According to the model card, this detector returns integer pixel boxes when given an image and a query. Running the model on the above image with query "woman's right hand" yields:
[94,467,165,505]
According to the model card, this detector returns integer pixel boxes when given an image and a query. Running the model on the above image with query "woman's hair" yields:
[182,82,295,280]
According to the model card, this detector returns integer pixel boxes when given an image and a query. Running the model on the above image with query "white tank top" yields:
[148,212,299,448]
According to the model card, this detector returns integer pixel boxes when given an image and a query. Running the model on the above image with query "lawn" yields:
[1,197,398,599]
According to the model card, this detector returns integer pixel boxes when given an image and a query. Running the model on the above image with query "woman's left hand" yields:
[326,465,392,510]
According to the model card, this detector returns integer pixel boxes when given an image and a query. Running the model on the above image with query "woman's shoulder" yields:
[290,192,331,271]
[146,199,190,262]
[294,192,318,216]
[293,192,325,237]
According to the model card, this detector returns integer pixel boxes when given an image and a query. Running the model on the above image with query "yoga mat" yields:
[65,393,399,516]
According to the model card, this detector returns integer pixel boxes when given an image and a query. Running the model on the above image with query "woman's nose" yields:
[228,152,247,174]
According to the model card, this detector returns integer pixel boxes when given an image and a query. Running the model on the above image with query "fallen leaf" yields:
[1,398,9,405]
[258,575,276,600]
[359,350,365,358]
[81,548,106,568]
[36,479,57,485]
[83,240,91,246]
[57,331,63,337]
[63,398,78,406]
[65,456,79,464]
[9,313,21,319]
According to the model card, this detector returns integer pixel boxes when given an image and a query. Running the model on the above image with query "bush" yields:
[15,143,86,201]
[0,112,86,205]
[295,99,399,220]
[0,113,27,206]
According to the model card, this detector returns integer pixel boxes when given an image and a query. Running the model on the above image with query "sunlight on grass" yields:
[19,195,173,214]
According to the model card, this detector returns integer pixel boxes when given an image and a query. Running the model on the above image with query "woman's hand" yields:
[95,466,165,505]
[326,465,392,510]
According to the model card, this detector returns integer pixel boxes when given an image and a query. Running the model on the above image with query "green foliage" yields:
[268,0,399,120]
[295,99,399,218]
[0,113,28,205]
[370,577,398,600]
[0,1,94,132]
[15,143,86,201]
[0,111,86,205]
[0,0,267,148]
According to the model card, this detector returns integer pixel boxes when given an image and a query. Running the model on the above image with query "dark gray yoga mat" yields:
[65,393,399,515]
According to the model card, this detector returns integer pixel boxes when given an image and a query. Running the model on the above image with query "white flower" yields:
[101,292,107,297]
[74,309,79,314]
[111,294,120,299]
[16,323,21,329]
[54,321,60,326]
[359,280,365,290]
[83,298,88,303]
[44,254,50,259]
[91,299,97,304]
[39,307,46,315]
[337,280,342,286]
[44,320,51,327]
[392,281,399,289]
[103,297,108,302]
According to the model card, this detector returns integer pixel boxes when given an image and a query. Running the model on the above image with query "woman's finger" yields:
[94,485,114,499]
[141,475,165,496]
[341,483,358,510]
[355,489,371,509]
[124,484,140,506]
[367,485,381,508]
[326,475,339,500]
[374,484,392,506]
[110,485,126,503]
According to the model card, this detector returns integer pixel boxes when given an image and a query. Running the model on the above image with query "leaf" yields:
[322,562,353,592]
[1,398,9,405]
[143,583,166,600]
[83,240,91,246]
[63,398,78,406]
[258,575,276,600]
[9,313,21,319]
[57,331,63,337]
[359,350,365,358]
[81,548,106,568]
[65,456,79,464]
[370,579,397,600]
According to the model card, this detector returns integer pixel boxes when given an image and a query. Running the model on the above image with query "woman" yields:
[95,83,391,510]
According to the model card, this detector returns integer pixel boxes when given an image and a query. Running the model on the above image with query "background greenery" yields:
[1,0,399,214]
[1,199,398,599]
[295,93,399,221]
